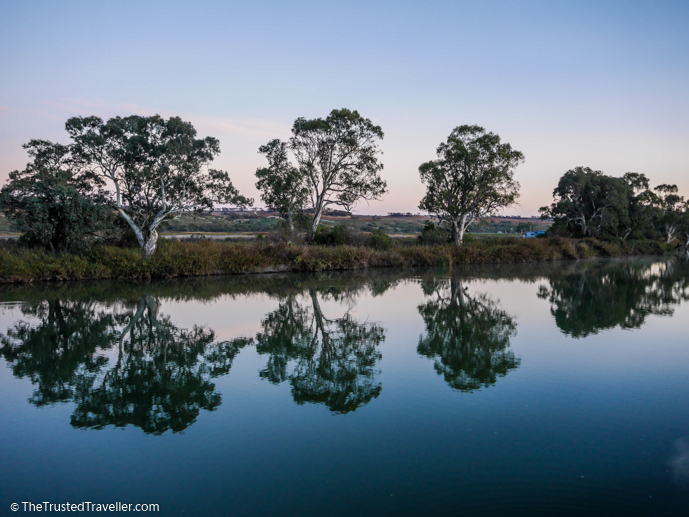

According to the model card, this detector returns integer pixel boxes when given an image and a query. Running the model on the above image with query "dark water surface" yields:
[1,258,689,516]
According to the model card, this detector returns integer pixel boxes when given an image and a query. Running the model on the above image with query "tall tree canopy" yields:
[0,140,118,252]
[653,184,685,243]
[255,139,308,234]
[289,108,387,239]
[66,115,251,257]
[621,172,658,240]
[418,125,523,244]
[539,166,630,238]
[680,206,689,257]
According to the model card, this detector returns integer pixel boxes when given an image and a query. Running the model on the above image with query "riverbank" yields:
[0,237,673,283]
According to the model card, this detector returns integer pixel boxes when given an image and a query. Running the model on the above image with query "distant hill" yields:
[161,211,550,235]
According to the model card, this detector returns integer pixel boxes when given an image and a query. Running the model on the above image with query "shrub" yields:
[368,229,392,250]
[418,222,448,245]
[293,212,314,231]
[312,225,370,247]
[313,224,347,245]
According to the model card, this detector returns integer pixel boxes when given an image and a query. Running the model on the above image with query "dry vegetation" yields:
[0,237,672,284]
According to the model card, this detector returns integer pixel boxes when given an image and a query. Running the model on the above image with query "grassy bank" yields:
[0,236,674,283]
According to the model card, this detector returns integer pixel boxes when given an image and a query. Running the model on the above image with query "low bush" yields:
[312,224,370,247]
[368,229,392,250]
[418,222,448,245]
[313,224,348,246]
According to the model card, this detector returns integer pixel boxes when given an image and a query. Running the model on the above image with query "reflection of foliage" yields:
[0,299,115,406]
[0,270,401,426]
[417,278,519,391]
[0,295,250,434]
[255,289,385,413]
[537,260,689,338]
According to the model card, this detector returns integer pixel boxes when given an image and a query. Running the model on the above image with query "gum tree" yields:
[653,184,685,243]
[621,172,657,240]
[255,139,308,234]
[680,207,689,258]
[418,125,523,244]
[539,167,630,238]
[66,115,251,257]
[289,109,387,240]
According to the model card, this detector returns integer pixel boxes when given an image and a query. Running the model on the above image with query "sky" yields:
[1,0,688,216]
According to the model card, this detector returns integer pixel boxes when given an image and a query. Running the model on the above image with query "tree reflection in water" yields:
[7,260,685,430]
[537,259,689,338]
[417,277,519,391]
[255,287,386,413]
[0,298,115,407]
[0,273,393,429]
[0,295,251,434]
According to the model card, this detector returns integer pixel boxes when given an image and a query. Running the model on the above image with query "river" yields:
[1,257,688,516]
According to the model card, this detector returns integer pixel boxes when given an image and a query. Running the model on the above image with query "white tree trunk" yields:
[453,214,469,245]
[116,207,164,258]
[309,197,325,240]
[287,206,295,234]
[143,229,158,258]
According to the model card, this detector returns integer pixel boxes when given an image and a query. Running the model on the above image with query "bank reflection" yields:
[417,276,520,391]
[537,259,689,338]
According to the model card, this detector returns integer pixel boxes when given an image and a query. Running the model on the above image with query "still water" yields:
[1,258,688,516]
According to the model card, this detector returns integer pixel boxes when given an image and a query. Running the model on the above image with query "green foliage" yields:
[540,167,631,239]
[66,115,252,256]
[0,140,121,252]
[290,108,387,238]
[541,168,688,243]
[623,172,658,240]
[653,184,686,243]
[255,139,308,233]
[0,214,15,232]
[419,125,523,244]
[313,225,349,246]
[293,212,314,231]
[368,229,392,250]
